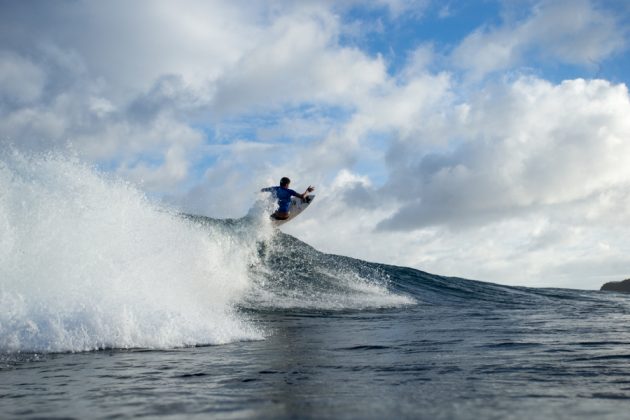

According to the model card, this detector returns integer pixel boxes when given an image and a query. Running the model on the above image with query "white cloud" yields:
[523,0,626,64]
[119,144,191,192]
[438,4,453,19]
[378,77,630,230]
[372,0,430,18]
[0,1,387,177]
[211,10,387,115]
[0,51,46,105]
[452,0,626,78]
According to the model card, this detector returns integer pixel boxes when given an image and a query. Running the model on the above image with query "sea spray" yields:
[0,151,263,352]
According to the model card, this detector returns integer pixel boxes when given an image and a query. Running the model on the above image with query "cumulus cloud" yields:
[210,9,387,115]
[0,0,257,94]
[0,0,389,112]
[0,51,46,105]
[371,0,430,18]
[452,0,627,78]
[0,0,388,192]
[377,77,630,230]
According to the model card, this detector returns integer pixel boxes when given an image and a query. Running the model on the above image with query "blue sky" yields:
[340,1,502,68]
[1,0,630,289]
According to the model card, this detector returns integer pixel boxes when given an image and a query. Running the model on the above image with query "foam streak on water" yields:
[0,151,262,352]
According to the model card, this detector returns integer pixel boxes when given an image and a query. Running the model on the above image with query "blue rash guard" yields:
[261,186,299,213]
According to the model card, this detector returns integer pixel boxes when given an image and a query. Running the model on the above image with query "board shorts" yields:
[271,211,290,220]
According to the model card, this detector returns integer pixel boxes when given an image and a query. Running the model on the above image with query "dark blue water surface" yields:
[3,228,630,419]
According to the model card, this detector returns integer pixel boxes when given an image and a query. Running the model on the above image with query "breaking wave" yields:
[0,151,411,353]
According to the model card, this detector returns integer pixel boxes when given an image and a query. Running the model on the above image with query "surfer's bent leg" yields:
[271,211,290,220]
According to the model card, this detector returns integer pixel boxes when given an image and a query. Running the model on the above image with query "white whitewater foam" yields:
[0,151,263,353]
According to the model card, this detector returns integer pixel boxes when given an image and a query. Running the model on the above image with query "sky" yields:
[1,0,629,289]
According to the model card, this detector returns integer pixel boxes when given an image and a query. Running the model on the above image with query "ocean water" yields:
[2,152,630,419]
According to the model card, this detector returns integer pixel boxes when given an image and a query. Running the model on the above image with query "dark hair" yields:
[280,177,290,186]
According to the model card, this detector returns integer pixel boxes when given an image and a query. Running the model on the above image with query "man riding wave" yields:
[261,177,315,220]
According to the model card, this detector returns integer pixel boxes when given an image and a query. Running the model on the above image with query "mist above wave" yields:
[0,151,263,352]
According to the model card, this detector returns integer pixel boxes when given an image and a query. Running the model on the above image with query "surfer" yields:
[261,177,315,220]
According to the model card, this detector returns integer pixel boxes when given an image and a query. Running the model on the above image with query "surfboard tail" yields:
[271,194,315,226]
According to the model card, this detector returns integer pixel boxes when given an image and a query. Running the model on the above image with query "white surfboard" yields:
[271,195,315,226]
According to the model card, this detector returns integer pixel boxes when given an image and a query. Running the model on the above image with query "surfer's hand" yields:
[307,186,315,192]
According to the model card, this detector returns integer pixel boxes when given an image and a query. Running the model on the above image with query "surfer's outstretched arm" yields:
[298,185,315,200]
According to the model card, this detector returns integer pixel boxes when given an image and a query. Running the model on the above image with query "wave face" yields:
[243,228,414,311]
